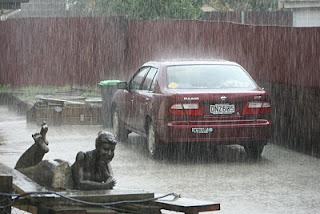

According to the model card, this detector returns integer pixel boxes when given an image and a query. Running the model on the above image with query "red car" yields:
[111,60,272,159]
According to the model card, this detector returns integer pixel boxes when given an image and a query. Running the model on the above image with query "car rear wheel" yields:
[112,109,128,142]
[244,142,265,160]
[147,122,161,159]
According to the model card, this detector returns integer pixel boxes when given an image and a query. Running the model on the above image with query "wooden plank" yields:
[39,206,87,214]
[40,98,65,106]
[13,205,38,214]
[62,107,101,117]
[85,98,102,104]
[0,173,38,213]
[0,163,47,194]
[40,98,85,106]
[62,117,102,125]
[0,175,12,214]
[59,189,154,204]
[112,203,161,214]
[35,108,55,118]
[24,189,154,210]
[153,194,220,213]
[85,207,120,214]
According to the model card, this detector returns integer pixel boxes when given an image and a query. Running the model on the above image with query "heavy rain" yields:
[0,0,320,214]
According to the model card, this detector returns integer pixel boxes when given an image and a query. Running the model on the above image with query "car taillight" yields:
[243,102,271,115]
[169,103,203,116]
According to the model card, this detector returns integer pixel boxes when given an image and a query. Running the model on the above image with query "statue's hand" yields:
[106,176,116,188]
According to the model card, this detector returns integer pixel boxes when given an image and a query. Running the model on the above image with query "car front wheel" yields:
[244,142,265,160]
[112,109,128,142]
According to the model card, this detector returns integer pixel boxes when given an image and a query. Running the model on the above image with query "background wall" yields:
[0,17,319,88]
[0,17,128,87]
[127,20,319,88]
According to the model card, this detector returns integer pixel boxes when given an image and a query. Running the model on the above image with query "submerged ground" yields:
[0,105,319,214]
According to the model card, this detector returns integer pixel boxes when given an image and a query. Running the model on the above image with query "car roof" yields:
[142,59,239,68]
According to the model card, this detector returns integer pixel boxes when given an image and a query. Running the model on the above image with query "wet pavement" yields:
[0,105,319,214]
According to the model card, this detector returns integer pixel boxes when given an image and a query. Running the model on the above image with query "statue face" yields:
[98,143,115,163]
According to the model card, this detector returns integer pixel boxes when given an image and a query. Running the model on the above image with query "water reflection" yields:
[126,133,269,164]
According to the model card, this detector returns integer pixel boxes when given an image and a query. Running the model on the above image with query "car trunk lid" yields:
[166,88,270,120]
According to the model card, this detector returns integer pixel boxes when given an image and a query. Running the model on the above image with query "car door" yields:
[127,67,150,129]
[133,67,158,133]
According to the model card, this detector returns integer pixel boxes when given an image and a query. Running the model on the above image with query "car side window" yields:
[129,67,150,91]
[142,68,158,91]
[149,70,159,92]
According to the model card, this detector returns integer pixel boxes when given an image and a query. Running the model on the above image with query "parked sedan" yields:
[111,60,272,159]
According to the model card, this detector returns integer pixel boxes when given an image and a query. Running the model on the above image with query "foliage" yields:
[93,0,204,20]
[18,85,67,94]
[3,85,100,101]
[0,85,12,93]
[208,0,278,11]
[67,0,91,16]
[70,0,278,17]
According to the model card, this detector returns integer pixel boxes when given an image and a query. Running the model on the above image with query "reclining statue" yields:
[14,123,117,190]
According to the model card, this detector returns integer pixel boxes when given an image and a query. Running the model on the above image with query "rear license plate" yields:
[210,104,235,114]
[192,128,213,134]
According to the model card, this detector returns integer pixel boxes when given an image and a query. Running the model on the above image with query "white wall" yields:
[279,0,320,9]
[293,9,320,27]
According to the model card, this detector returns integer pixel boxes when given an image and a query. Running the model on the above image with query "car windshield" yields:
[166,64,256,89]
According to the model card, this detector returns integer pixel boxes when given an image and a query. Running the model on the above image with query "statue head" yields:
[95,131,117,163]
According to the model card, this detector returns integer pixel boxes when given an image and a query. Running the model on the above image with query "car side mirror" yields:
[117,82,128,90]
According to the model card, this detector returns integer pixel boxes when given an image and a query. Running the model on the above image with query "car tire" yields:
[147,122,161,159]
[112,109,129,142]
[244,142,264,160]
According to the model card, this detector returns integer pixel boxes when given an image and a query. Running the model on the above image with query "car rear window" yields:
[166,64,256,89]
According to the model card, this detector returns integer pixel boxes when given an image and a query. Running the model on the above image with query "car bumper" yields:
[156,119,272,145]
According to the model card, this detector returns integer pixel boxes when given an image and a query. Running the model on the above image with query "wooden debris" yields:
[0,175,12,214]
[153,194,220,213]
[0,163,220,213]
[0,163,47,193]
[39,97,85,106]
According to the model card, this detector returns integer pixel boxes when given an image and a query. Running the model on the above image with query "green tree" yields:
[67,0,90,15]
[209,0,278,11]
[93,0,203,20]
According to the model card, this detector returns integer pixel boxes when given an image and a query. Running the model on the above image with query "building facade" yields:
[279,0,320,26]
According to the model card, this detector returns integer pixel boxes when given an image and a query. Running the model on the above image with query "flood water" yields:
[1,105,319,214]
